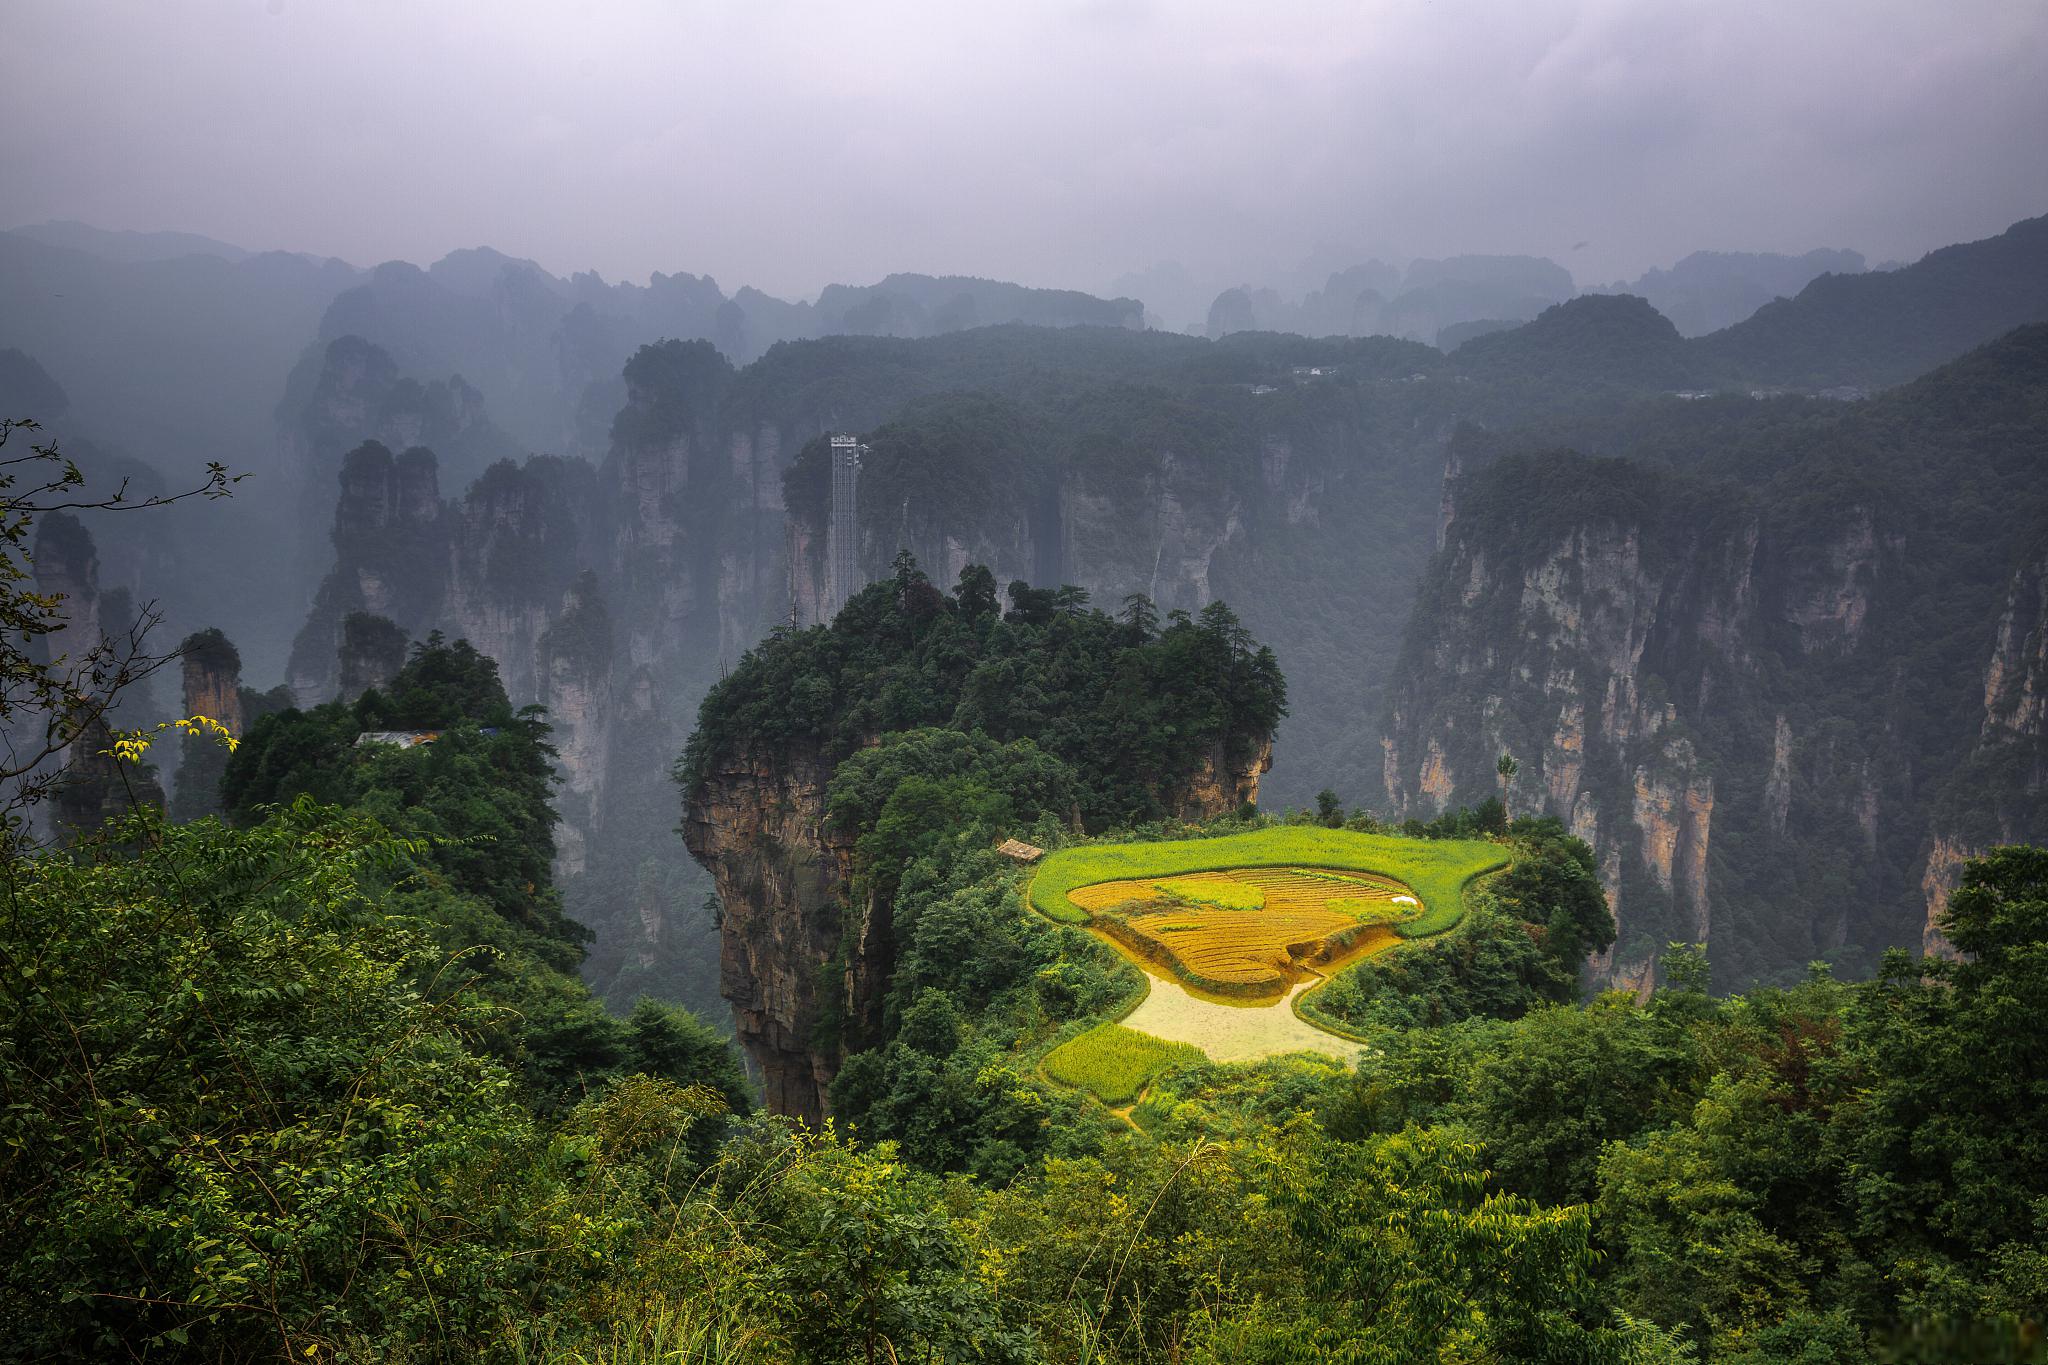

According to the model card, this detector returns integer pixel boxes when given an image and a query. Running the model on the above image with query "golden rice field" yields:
[1066,865,1421,1000]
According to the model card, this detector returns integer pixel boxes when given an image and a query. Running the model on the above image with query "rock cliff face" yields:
[1922,545,2048,954]
[337,613,408,699]
[170,627,296,823]
[787,437,1250,628]
[1384,335,2048,988]
[291,330,1502,1020]
[279,335,519,591]
[24,517,166,836]
[32,513,100,668]
[1381,479,1743,984]
[681,743,849,1120]
[683,732,1273,1122]
[539,573,614,878]
[287,442,449,703]
[180,631,247,739]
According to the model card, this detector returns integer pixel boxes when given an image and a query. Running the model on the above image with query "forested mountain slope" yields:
[1451,214,2048,396]
[1696,212,2048,387]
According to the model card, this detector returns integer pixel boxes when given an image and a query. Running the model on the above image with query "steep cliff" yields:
[25,517,166,838]
[1384,327,2048,986]
[538,573,614,878]
[679,570,1284,1121]
[683,729,1273,1123]
[337,613,408,699]
[167,627,295,823]
[1923,540,2048,953]
[773,340,1473,808]
[681,742,848,1118]
[169,629,245,823]
[286,441,448,702]
[290,326,1507,1025]
[278,334,518,591]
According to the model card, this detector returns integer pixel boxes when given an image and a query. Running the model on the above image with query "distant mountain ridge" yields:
[1445,213,2048,394]
[5,218,262,265]
[1601,246,1866,337]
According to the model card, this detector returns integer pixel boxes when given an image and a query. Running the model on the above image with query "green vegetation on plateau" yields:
[1041,1025,1204,1106]
[684,553,1285,830]
[1029,825,1504,934]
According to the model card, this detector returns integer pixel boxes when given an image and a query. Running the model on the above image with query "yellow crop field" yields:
[1066,865,1417,1000]
[1027,827,1507,938]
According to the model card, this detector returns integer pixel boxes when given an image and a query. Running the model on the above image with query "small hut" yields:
[995,838,1045,864]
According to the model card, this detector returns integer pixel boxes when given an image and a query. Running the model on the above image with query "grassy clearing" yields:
[1029,827,1505,939]
[1041,1024,1205,1105]
[1152,877,1264,910]
[1328,896,1420,925]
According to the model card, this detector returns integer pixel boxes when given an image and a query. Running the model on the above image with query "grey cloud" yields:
[3,0,2044,301]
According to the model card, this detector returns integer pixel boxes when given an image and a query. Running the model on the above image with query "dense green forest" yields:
[684,553,1286,829]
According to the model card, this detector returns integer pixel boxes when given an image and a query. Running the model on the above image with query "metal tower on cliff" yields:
[825,434,866,620]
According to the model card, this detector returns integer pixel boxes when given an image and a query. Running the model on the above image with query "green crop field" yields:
[1328,896,1422,925]
[1152,877,1265,910]
[1028,827,1506,938]
[1041,1024,1206,1106]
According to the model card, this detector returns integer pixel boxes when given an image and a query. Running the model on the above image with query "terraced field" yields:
[1068,866,1419,999]
[1024,829,1508,1071]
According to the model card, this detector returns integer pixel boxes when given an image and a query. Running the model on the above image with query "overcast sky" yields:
[6,0,2046,301]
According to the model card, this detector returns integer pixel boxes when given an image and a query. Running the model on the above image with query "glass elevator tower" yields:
[824,434,866,620]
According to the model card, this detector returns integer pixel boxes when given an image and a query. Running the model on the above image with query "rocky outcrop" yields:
[1920,835,1973,959]
[682,743,850,1122]
[1378,449,1946,987]
[338,613,408,699]
[169,629,246,823]
[1165,736,1273,822]
[1920,544,2048,955]
[685,725,1270,1122]
[179,629,247,738]
[279,334,518,590]
[287,441,447,703]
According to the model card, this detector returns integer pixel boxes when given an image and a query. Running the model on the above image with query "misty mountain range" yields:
[4,208,2046,1014]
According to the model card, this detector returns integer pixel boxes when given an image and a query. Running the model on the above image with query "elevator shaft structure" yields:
[824,433,866,621]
